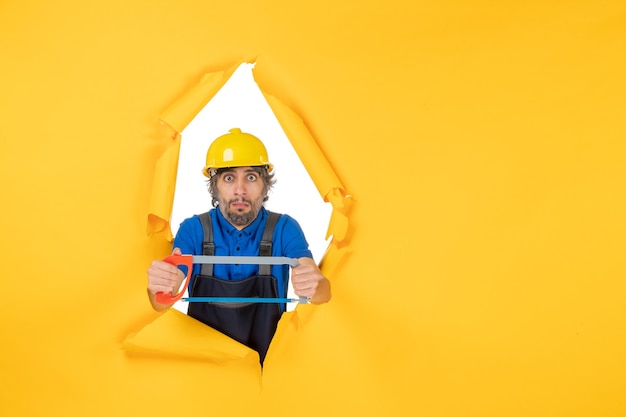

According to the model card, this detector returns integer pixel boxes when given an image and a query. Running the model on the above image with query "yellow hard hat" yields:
[202,128,273,177]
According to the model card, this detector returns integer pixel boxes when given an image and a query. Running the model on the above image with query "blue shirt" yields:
[173,207,313,309]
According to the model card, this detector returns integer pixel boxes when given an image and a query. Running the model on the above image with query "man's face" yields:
[216,166,266,229]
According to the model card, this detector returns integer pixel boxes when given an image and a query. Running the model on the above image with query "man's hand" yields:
[291,257,331,304]
[146,247,185,311]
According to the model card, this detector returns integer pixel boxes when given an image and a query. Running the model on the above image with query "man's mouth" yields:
[230,199,250,210]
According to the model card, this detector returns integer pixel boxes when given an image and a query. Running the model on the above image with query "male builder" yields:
[147,128,331,362]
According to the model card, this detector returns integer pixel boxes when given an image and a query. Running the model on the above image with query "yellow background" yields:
[1,1,625,416]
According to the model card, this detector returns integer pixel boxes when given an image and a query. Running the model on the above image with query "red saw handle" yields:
[155,254,193,304]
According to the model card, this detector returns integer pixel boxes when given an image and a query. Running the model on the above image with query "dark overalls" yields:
[188,211,282,364]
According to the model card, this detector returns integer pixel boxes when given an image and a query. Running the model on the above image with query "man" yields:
[147,128,331,363]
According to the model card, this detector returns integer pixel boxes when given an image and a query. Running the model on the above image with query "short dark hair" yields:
[207,166,276,207]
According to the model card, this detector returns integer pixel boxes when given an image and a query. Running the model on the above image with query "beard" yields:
[218,196,264,227]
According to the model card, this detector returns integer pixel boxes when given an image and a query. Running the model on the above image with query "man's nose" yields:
[233,178,246,194]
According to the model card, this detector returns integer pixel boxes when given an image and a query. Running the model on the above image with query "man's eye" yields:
[247,174,257,181]
[223,175,234,182]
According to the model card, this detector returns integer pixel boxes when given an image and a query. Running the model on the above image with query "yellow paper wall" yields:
[1,1,625,416]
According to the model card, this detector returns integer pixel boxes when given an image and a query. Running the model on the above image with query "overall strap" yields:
[200,211,281,276]
[259,211,280,275]
[199,212,215,276]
